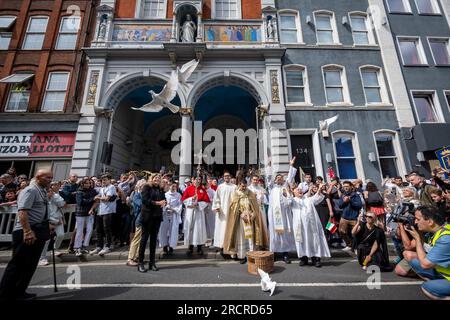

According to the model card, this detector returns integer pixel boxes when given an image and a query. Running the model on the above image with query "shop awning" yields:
[0,16,16,31]
[0,73,34,84]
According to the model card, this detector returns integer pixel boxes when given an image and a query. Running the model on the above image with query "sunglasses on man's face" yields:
[365,215,375,219]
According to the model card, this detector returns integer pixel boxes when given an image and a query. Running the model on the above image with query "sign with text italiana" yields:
[0,133,76,158]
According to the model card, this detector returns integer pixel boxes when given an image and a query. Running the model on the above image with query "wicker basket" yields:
[247,251,274,275]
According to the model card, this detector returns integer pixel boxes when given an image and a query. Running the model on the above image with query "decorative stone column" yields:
[196,12,203,42]
[179,107,193,182]
[170,12,178,43]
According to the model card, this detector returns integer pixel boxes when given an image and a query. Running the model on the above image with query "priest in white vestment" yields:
[159,182,183,253]
[212,172,236,251]
[205,184,216,243]
[248,175,269,232]
[291,183,331,267]
[266,158,297,264]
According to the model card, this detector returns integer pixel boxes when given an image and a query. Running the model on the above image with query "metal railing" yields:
[0,204,77,243]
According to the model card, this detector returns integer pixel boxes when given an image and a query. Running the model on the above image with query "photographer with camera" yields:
[404,206,450,299]
[352,212,391,271]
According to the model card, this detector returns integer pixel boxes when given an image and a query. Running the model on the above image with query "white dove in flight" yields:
[132,70,180,114]
[319,114,339,138]
[176,59,199,88]
[258,268,276,296]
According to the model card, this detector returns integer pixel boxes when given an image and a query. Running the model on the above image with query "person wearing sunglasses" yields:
[352,212,391,271]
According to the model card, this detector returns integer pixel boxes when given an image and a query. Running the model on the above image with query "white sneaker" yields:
[342,246,352,252]
[75,249,83,257]
[98,247,111,256]
[54,251,64,257]
[89,247,102,255]
[38,258,49,266]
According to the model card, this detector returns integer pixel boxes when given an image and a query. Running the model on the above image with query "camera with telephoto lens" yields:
[387,202,416,226]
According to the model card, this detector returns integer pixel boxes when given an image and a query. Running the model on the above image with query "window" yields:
[446,92,450,110]
[22,16,48,50]
[314,12,339,44]
[415,0,441,14]
[334,134,358,180]
[398,37,428,65]
[428,38,450,65]
[350,13,375,45]
[360,67,390,105]
[0,16,16,50]
[375,133,399,178]
[322,66,350,105]
[142,0,167,18]
[6,82,32,112]
[412,92,442,123]
[214,0,241,19]
[279,11,301,43]
[41,72,69,111]
[284,66,310,104]
[387,0,412,13]
[56,16,80,50]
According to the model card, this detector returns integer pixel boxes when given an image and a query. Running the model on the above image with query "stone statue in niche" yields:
[98,14,108,40]
[267,17,275,40]
[180,14,196,43]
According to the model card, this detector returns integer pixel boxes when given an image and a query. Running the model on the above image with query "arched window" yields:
[349,12,376,45]
[41,72,70,112]
[359,66,390,105]
[56,16,81,50]
[332,131,363,180]
[0,16,16,50]
[283,65,310,105]
[278,10,302,43]
[313,11,339,45]
[22,16,49,50]
[322,65,351,105]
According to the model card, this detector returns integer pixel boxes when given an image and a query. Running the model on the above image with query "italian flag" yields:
[326,220,337,234]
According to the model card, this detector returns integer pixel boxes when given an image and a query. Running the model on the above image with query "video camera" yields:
[387,202,416,226]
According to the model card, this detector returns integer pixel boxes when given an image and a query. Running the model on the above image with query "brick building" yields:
[0,0,97,180]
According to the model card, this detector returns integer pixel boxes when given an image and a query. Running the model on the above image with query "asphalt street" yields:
[0,251,426,300]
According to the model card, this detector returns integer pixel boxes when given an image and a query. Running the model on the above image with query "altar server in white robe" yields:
[291,183,331,268]
[181,177,210,256]
[248,175,269,231]
[159,181,183,254]
[212,172,236,251]
[205,184,216,243]
[266,158,297,264]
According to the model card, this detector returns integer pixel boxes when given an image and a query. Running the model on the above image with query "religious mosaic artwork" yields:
[86,71,99,105]
[204,25,261,42]
[270,70,280,103]
[112,25,172,42]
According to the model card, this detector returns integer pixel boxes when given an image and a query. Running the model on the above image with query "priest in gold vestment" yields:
[223,179,269,263]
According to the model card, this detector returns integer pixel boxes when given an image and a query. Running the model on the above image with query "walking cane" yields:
[50,233,58,293]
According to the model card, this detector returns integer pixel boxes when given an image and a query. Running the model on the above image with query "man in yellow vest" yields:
[406,206,450,300]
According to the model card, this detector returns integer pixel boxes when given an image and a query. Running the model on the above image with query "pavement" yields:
[0,240,428,300]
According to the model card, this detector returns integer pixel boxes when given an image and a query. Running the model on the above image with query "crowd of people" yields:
[0,161,449,300]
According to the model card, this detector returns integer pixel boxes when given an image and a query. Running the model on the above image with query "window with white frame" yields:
[398,37,428,65]
[375,132,399,178]
[445,92,450,112]
[41,72,69,111]
[428,38,450,65]
[55,16,81,50]
[350,14,374,45]
[284,66,308,104]
[415,0,441,14]
[323,66,350,104]
[214,0,240,19]
[360,67,389,105]
[387,0,412,13]
[0,16,16,50]
[279,11,301,43]
[334,133,358,180]
[5,82,32,112]
[142,0,166,19]
[412,92,442,123]
[22,16,48,50]
[314,12,339,44]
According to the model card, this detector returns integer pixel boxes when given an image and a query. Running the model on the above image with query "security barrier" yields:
[0,204,77,242]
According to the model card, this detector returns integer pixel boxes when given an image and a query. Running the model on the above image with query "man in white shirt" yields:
[299,173,313,194]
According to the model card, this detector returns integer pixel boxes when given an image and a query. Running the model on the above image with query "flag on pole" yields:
[326,219,337,234]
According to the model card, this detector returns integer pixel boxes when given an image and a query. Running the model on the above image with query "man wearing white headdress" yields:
[159,181,182,254]
[291,183,331,268]
[266,158,297,264]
